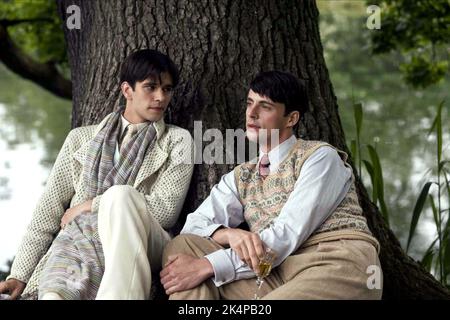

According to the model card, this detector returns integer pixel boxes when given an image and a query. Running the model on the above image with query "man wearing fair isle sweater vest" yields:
[160,71,382,299]
[0,50,194,300]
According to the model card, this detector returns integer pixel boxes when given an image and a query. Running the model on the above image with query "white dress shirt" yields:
[113,115,148,164]
[181,135,353,286]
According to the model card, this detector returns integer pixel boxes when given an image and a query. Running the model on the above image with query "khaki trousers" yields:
[95,185,171,300]
[163,233,383,300]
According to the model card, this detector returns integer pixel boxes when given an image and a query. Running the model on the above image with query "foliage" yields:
[351,104,390,226]
[422,100,450,286]
[352,100,450,286]
[369,0,450,88]
[0,0,69,74]
[319,1,450,258]
[407,100,450,287]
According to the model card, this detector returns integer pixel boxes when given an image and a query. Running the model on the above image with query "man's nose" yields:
[154,88,164,101]
[247,104,258,118]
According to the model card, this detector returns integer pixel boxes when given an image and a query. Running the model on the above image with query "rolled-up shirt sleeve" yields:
[181,170,244,237]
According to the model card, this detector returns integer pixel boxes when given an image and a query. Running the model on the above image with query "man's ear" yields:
[121,82,133,100]
[286,111,300,128]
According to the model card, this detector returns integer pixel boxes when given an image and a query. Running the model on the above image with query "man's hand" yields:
[213,228,265,273]
[60,199,93,229]
[0,279,26,300]
[160,254,214,295]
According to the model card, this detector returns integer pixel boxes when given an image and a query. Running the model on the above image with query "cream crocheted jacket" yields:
[7,113,194,297]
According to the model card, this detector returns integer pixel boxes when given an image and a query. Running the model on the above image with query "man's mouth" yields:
[247,124,260,129]
[148,106,164,111]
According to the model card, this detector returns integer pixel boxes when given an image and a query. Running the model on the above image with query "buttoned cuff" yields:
[204,249,236,287]
[181,223,224,238]
[6,274,27,284]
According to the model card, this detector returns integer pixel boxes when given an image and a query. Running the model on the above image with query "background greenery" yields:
[318,1,449,285]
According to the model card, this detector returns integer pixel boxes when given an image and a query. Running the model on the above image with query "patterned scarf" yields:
[83,107,157,199]
[37,108,157,300]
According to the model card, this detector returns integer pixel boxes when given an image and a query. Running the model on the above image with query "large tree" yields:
[4,0,448,299]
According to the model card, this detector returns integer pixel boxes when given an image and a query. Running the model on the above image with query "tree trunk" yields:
[56,0,450,299]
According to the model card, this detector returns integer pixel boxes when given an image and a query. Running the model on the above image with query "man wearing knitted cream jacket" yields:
[160,71,382,299]
[0,49,194,300]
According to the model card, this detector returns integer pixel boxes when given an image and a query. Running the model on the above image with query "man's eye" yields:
[145,86,156,90]
[164,87,173,93]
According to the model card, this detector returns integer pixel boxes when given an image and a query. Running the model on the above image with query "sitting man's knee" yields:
[102,185,136,200]
[162,234,203,265]
[100,185,142,208]
[98,185,144,219]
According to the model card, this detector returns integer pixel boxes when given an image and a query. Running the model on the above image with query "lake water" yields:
[0,63,71,272]
[0,104,48,269]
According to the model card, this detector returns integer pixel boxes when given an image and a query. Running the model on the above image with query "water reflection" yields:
[0,63,71,271]
[0,174,11,200]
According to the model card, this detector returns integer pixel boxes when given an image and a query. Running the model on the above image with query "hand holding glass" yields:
[253,247,277,300]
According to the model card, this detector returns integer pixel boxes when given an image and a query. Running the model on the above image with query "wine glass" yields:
[253,247,277,300]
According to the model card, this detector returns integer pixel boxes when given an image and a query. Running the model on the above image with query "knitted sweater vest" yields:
[234,139,373,238]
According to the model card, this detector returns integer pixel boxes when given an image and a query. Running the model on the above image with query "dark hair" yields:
[249,70,308,117]
[120,49,179,89]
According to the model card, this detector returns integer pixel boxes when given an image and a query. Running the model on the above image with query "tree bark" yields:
[56,0,450,299]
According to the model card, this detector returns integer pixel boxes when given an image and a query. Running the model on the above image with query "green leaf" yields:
[353,103,363,136]
[427,100,445,136]
[367,145,382,186]
[363,159,377,202]
[401,56,448,89]
[406,182,434,252]
[443,170,450,241]
[421,249,435,273]
[436,100,444,164]
[378,195,389,227]
[428,116,437,136]
[444,235,450,277]
[438,160,450,173]
[350,139,357,162]
[367,145,389,225]
[420,236,439,273]
[363,160,374,177]
[429,195,439,231]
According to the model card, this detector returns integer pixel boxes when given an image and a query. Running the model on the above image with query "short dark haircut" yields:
[120,49,179,89]
[249,70,308,117]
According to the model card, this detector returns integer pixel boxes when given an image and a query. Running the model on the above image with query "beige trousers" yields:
[95,185,171,300]
[163,234,383,300]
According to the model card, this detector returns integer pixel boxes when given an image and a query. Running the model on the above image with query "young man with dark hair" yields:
[160,70,382,299]
[0,49,194,300]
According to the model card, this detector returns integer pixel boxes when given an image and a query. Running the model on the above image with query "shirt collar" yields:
[120,115,131,135]
[120,114,151,135]
[258,134,297,168]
